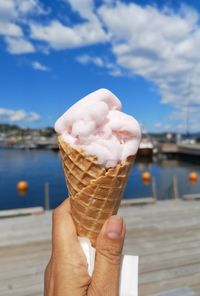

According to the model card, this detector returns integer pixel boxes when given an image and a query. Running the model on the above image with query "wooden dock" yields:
[0,200,200,296]
[178,143,200,157]
[121,197,156,206]
[0,207,44,218]
[158,142,200,157]
[183,194,200,201]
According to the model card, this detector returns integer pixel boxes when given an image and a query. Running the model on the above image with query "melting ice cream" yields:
[55,89,141,168]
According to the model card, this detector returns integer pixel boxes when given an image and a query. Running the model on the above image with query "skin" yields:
[44,199,126,296]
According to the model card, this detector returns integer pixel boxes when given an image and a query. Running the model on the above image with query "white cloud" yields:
[76,54,104,67]
[0,0,46,20]
[0,0,46,53]
[154,123,162,129]
[65,0,95,20]
[108,68,122,77]
[16,0,46,16]
[170,105,200,132]
[0,22,22,37]
[30,19,107,50]
[0,108,40,122]
[30,0,107,50]
[5,37,35,54]
[0,0,200,131]
[32,61,50,71]
[28,112,40,121]
[0,1,16,20]
[98,2,200,130]
[76,54,122,76]
[0,0,107,53]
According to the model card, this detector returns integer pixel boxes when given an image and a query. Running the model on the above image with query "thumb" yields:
[89,215,125,296]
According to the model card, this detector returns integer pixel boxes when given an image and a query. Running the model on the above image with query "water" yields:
[0,149,200,210]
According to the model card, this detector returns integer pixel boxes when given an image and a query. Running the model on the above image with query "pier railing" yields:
[41,175,200,209]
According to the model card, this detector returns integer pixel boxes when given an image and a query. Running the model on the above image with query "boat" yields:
[138,137,154,156]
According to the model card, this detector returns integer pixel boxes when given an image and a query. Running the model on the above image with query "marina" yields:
[1,129,200,296]
[2,138,200,158]
[0,199,200,296]
[0,148,200,211]
[1,125,200,158]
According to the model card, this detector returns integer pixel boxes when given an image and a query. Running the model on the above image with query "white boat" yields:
[138,138,154,156]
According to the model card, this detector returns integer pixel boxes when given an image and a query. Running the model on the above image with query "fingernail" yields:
[106,216,123,239]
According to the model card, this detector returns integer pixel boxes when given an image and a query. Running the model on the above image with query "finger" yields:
[47,199,90,295]
[89,215,125,295]
[51,199,83,259]
[44,261,53,296]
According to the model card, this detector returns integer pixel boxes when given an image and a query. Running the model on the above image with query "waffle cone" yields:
[58,135,135,246]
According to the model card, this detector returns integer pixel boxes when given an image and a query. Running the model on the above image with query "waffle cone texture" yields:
[58,135,135,246]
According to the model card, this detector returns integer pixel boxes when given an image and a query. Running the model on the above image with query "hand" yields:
[44,199,126,296]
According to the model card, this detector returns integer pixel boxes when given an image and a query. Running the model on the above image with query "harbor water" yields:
[0,148,200,210]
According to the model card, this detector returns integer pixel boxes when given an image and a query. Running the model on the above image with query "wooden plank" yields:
[0,200,200,296]
[140,273,200,296]
[121,197,156,206]
[153,287,196,296]
[0,207,44,218]
[182,194,200,201]
[0,212,51,247]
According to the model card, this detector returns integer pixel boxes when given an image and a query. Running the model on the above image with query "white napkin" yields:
[79,237,138,296]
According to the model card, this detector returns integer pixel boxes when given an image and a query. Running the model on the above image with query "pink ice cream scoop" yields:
[55,88,141,167]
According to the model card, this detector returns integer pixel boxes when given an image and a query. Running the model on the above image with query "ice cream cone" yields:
[58,135,135,246]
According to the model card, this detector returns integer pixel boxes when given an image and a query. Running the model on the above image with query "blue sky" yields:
[0,0,200,132]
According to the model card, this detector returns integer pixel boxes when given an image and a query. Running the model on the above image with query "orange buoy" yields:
[142,172,151,183]
[188,172,198,183]
[17,181,28,193]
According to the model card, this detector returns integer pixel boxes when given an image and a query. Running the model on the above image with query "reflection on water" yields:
[125,156,200,200]
[0,149,200,210]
